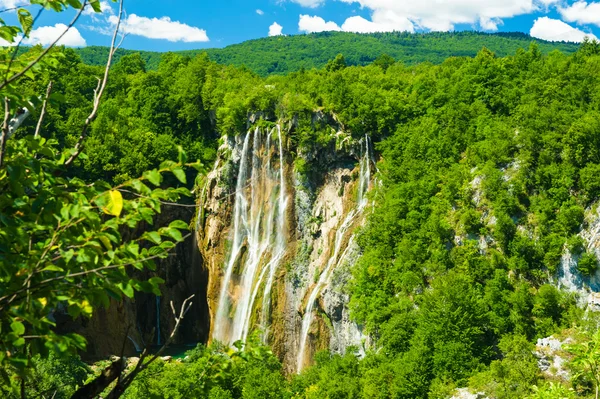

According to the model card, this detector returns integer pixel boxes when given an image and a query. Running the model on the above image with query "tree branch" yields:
[0,2,88,92]
[74,295,195,399]
[4,7,44,87]
[35,81,53,138]
[0,97,10,168]
[65,0,124,166]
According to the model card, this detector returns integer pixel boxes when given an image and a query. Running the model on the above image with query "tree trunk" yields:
[70,358,125,399]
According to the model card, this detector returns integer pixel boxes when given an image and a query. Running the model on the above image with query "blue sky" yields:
[2,0,600,51]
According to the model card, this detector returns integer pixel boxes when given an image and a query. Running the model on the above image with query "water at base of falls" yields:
[213,126,288,345]
[296,135,372,373]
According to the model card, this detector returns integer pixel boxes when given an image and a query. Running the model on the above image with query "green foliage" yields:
[470,334,540,399]
[565,331,600,398]
[578,253,599,277]
[122,339,288,399]
[1,5,598,397]
[0,0,205,390]
[75,31,579,77]
[0,133,195,375]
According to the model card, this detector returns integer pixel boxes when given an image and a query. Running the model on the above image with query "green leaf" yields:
[41,265,64,272]
[143,231,161,244]
[66,0,83,9]
[89,0,102,12]
[10,321,25,335]
[166,228,183,242]
[118,283,134,298]
[177,146,187,163]
[17,8,33,36]
[149,277,165,285]
[143,169,162,186]
[169,220,189,230]
[172,167,186,184]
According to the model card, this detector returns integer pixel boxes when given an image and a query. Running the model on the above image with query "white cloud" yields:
[537,0,561,5]
[299,11,414,34]
[335,0,540,31]
[10,24,87,47]
[109,14,209,42]
[269,22,284,36]
[298,14,341,33]
[291,0,325,8]
[479,16,502,31]
[0,0,27,9]
[559,1,600,27]
[342,10,414,33]
[530,16,597,42]
[256,9,264,15]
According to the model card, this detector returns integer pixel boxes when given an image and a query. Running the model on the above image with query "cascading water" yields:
[156,295,161,345]
[296,135,372,372]
[212,126,288,345]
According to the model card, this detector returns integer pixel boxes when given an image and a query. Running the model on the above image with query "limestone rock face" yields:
[197,119,373,372]
[558,205,600,301]
[450,389,488,399]
[535,336,572,381]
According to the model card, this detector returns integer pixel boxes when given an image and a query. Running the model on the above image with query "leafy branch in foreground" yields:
[0,135,202,381]
[0,3,209,395]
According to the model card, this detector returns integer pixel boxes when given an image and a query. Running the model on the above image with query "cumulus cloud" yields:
[0,0,27,8]
[109,14,209,42]
[342,10,414,33]
[291,0,325,8]
[298,14,341,33]
[256,9,264,15]
[269,22,284,36]
[530,16,597,42]
[6,24,87,47]
[335,0,539,31]
[558,1,600,27]
[299,11,414,34]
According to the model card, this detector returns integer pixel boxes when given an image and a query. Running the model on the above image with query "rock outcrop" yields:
[197,117,373,372]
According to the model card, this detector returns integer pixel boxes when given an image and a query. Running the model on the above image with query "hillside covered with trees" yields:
[4,35,600,397]
[75,31,580,76]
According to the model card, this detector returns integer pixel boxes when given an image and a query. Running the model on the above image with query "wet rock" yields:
[451,388,488,399]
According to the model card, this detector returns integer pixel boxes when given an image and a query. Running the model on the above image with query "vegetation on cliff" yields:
[2,0,600,397]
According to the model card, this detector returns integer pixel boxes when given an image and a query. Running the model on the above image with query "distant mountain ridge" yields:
[75,31,580,76]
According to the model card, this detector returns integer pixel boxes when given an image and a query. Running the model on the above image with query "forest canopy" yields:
[75,31,580,76]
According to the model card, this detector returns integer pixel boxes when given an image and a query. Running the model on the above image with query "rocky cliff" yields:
[197,116,373,372]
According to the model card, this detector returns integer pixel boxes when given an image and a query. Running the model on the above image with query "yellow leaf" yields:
[102,190,123,217]
[38,298,47,307]
[81,300,93,316]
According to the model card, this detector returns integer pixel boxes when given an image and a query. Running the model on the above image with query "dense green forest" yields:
[4,36,600,398]
[2,0,600,392]
[75,31,579,76]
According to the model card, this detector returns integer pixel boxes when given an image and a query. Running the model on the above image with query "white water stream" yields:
[212,126,288,345]
[296,135,372,372]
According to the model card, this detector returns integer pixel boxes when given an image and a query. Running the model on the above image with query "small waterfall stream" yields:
[156,295,161,345]
[213,126,288,345]
[296,135,372,372]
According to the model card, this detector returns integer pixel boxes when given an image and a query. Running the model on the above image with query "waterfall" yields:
[260,125,288,342]
[213,126,288,345]
[296,135,372,373]
[156,295,161,345]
